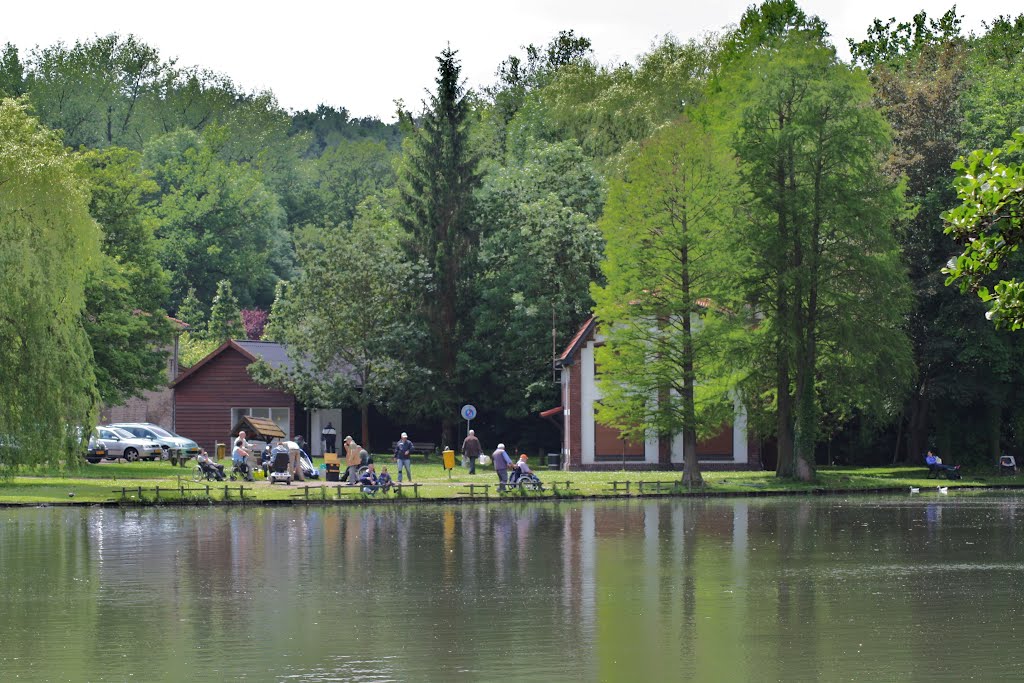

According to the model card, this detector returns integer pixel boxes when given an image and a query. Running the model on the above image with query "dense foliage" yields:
[4,2,1024,472]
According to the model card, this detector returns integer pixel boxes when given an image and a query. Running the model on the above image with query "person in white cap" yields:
[394,431,414,482]
[492,443,512,492]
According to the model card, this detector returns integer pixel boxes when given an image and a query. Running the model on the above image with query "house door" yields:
[311,409,343,456]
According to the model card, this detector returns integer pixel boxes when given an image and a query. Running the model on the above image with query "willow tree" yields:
[396,48,482,447]
[718,35,913,480]
[593,117,742,486]
[0,100,100,471]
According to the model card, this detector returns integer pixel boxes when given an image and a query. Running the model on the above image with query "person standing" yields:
[344,436,362,485]
[394,432,414,482]
[461,429,481,475]
[322,422,337,454]
[493,443,512,492]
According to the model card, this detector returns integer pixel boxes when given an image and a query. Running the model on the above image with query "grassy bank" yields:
[2,456,1022,505]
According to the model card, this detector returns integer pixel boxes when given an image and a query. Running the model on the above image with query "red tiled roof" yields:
[557,316,597,366]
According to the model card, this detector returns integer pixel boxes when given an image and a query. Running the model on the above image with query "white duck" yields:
[909,486,920,494]
[938,486,948,494]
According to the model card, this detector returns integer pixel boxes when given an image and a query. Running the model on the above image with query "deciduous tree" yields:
[593,117,742,486]
[0,100,100,471]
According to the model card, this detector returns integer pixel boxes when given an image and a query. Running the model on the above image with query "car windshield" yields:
[147,426,174,438]
[111,428,136,439]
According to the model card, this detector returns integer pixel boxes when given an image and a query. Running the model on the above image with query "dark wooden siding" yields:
[174,348,296,455]
[594,422,645,461]
[697,423,734,460]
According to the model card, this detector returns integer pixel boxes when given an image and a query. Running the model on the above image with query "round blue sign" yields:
[461,404,477,421]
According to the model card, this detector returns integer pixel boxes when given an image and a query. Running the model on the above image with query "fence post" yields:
[155,486,160,502]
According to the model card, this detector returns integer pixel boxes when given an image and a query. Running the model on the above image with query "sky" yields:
[4,1,1023,121]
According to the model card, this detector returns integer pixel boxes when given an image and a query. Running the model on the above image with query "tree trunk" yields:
[775,349,795,478]
[905,388,929,463]
[360,401,370,451]
[681,428,703,487]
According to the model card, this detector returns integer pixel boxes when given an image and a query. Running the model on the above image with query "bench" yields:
[392,482,422,498]
[550,481,577,496]
[459,483,490,498]
[638,480,679,494]
[606,481,633,494]
[391,441,437,456]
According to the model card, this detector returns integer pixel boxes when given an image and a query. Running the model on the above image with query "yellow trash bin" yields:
[216,442,226,460]
[442,448,455,470]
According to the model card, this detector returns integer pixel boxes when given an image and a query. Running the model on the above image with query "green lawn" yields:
[1,457,1019,505]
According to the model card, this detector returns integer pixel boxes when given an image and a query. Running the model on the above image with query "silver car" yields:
[94,427,163,462]
[111,423,201,464]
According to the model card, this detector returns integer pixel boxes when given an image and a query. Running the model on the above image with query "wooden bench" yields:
[638,480,679,494]
[550,481,577,496]
[391,441,437,456]
[459,483,490,498]
[392,482,422,498]
[606,481,633,494]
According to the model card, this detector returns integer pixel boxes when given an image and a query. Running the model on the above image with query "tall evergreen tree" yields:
[396,47,482,447]
[207,279,245,343]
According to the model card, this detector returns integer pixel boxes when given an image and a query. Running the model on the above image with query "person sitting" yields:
[232,438,253,482]
[999,454,1017,475]
[359,462,380,494]
[377,466,394,493]
[197,450,225,481]
[509,455,532,486]
[925,450,959,476]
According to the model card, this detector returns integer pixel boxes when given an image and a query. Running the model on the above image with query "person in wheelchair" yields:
[196,450,225,481]
[509,454,539,487]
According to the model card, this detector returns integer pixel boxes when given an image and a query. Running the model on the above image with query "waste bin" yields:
[324,452,340,482]
[547,452,561,469]
[442,448,456,470]
[216,442,226,460]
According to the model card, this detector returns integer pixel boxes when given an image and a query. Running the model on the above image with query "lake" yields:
[2,495,1023,681]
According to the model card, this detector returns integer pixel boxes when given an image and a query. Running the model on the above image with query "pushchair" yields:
[508,464,543,492]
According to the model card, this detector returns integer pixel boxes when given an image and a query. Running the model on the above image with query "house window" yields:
[231,407,289,442]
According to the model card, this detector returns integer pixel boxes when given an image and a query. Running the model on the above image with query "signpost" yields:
[460,405,476,472]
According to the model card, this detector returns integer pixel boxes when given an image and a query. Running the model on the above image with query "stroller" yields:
[508,464,543,492]
[266,446,293,485]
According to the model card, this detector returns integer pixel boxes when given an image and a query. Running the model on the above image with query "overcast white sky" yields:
[4,1,1022,120]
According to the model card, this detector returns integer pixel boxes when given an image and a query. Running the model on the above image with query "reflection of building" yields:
[547,317,759,470]
[101,317,189,428]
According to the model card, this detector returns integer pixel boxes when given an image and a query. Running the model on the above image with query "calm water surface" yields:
[3,495,1024,682]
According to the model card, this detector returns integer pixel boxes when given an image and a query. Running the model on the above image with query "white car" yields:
[110,423,202,464]
[94,426,163,462]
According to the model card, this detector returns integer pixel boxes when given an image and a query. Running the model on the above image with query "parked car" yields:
[94,426,163,462]
[85,435,108,464]
[110,423,201,464]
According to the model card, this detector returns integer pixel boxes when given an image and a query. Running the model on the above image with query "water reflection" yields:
[3,496,1024,681]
